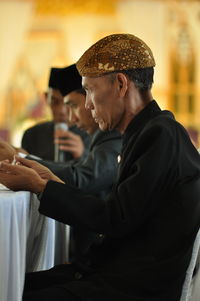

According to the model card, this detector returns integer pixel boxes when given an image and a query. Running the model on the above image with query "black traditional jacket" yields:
[39,101,200,301]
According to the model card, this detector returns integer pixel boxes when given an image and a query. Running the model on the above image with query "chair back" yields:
[180,228,200,301]
[189,248,200,301]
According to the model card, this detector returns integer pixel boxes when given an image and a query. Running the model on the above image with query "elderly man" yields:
[0,33,200,301]
[22,64,121,197]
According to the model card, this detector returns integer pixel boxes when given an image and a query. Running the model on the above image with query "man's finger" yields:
[0,172,12,187]
[0,161,25,174]
[15,156,36,168]
[59,145,77,152]
[0,171,17,180]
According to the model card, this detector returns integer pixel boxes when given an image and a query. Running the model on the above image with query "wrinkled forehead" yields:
[82,74,111,90]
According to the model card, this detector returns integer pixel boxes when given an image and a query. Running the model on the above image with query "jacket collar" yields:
[123,100,161,143]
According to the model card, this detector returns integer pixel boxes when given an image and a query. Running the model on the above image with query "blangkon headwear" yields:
[48,64,82,96]
[76,33,155,77]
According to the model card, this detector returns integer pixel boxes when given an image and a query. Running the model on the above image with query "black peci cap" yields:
[48,64,82,96]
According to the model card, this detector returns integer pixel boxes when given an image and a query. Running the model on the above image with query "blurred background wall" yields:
[0,0,199,147]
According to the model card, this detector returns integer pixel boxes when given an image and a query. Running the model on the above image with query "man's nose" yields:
[85,96,94,110]
[68,110,78,124]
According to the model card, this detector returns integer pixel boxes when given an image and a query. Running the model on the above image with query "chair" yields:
[189,249,200,301]
[180,228,200,301]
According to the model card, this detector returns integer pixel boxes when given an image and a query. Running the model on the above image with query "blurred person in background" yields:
[21,65,90,162]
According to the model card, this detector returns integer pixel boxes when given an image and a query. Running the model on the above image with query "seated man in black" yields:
[0,33,200,301]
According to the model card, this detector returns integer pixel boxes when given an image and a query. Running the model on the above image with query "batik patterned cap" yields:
[76,33,155,77]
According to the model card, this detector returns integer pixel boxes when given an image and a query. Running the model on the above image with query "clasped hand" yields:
[0,157,64,193]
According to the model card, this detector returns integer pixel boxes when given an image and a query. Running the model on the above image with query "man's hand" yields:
[0,161,47,193]
[0,140,17,162]
[54,130,84,159]
[15,156,65,183]
[13,146,29,155]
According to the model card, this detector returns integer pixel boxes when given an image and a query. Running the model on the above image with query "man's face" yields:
[82,74,125,131]
[64,91,97,134]
[47,88,69,123]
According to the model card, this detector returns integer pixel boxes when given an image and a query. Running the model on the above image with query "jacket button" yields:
[117,155,121,163]
[74,272,82,280]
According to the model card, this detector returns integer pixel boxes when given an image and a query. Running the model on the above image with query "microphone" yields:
[54,122,69,162]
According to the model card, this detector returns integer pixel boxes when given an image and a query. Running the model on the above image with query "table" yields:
[0,188,70,301]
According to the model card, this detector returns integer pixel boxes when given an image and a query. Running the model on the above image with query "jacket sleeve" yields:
[36,135,121,194]
[39,123,179,237]
[57,137,120,193]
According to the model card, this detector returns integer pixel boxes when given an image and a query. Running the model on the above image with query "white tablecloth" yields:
[0,188,70,301]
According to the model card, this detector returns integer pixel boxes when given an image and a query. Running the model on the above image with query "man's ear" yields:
[43,92,50,105]
[116,73,128,97]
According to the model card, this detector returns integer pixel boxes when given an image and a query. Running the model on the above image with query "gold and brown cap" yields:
[76,33,155,77]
